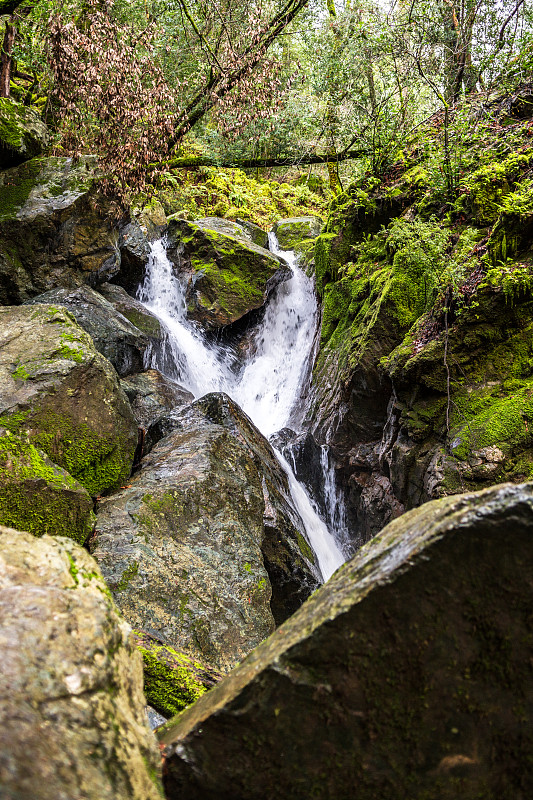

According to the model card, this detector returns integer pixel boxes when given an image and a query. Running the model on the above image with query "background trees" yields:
[2,0,532,196]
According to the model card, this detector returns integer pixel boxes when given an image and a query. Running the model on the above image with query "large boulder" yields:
[0,526,162,800]
[0,156,122,304]
[161,482,533,800]
[0,97,49,169]
[146,393,320,621]
[166,216,289,329]
[91,406,275,673]
[26,285,151,377]
[91,393,317,672]
[0,304,137,496]
[272,216,322,250]
[0,429,94,543]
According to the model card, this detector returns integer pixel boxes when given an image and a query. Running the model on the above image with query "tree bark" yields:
[0,19,14,98]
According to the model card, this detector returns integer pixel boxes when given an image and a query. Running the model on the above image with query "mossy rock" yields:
[272,216,322,250]
[0,97,49,169]
[133,631,222,718]
[166,217,290,329]
[0,430,95,543]
[0,304,137,497]
[0,526,162,800]
[160,482,533,800]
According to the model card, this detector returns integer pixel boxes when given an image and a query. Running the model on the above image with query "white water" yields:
[139,234,345,581]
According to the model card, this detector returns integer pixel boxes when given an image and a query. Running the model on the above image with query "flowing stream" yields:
[138,233,345,581]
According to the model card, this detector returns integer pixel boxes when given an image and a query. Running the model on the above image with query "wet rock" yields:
[91,409,275,673]
[166,216,289,330]
[120,369,193,437]
[116,219,152,294]
[161,482,533,800]
[0,97,49,168]
[98,282,162,339]
[148,393,319,621]
[0,525,162,800]
[25,285,150,377]
[147,706,168,730]
[0,429,95,543]
[273,216,322,249]
[0,304,137,496]
[0,156,122,304]
[91,393,318,672]
[133,630,223,718]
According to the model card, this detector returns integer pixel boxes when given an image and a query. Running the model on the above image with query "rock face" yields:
[0,98,49,168]
[235,218,269,248]
[91,402,275,673]
[166,216,289,329]
[116,220,152,294]
[0,156,122,304]
[26,285,151,377]
[0,526,162,800]
[0,430,94,543]
[0,305,137,497]
[161,482,533,800]
[273,216,322,249]
[91,393,317,673]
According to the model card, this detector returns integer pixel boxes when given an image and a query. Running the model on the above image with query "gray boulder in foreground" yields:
[0,526,162,800]
[161,482,533,800]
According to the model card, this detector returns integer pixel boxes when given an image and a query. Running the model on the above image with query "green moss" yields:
[117,560,139,591]
[450,381,533,461]
[296,532,315,563]
[0,432,94,542]
[6,409,134,498]
[137,641,209,718]
[459,150,533,224]
[157,166,326,228]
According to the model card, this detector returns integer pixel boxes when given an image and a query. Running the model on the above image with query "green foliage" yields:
[158,167,326,228]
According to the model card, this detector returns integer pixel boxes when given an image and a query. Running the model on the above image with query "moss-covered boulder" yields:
[161,482,533,800]
[133,631,222,719]
[166,216,289,330]
[0,429,94,542]
[0,526,162,800]
[0,304,137,497]
[0,156,123,304]
[272,216,322,250]
[235,218,269,248]
[0,97,49,169]
[26,285,152,377]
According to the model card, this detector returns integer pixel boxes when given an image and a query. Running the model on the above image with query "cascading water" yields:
[138,233,345,581]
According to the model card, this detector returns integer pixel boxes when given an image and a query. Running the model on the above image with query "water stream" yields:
[138,233,345,581]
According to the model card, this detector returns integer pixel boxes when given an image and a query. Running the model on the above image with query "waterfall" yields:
[138,233,345,581]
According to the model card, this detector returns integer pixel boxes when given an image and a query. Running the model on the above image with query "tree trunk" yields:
[0,20,15,98]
